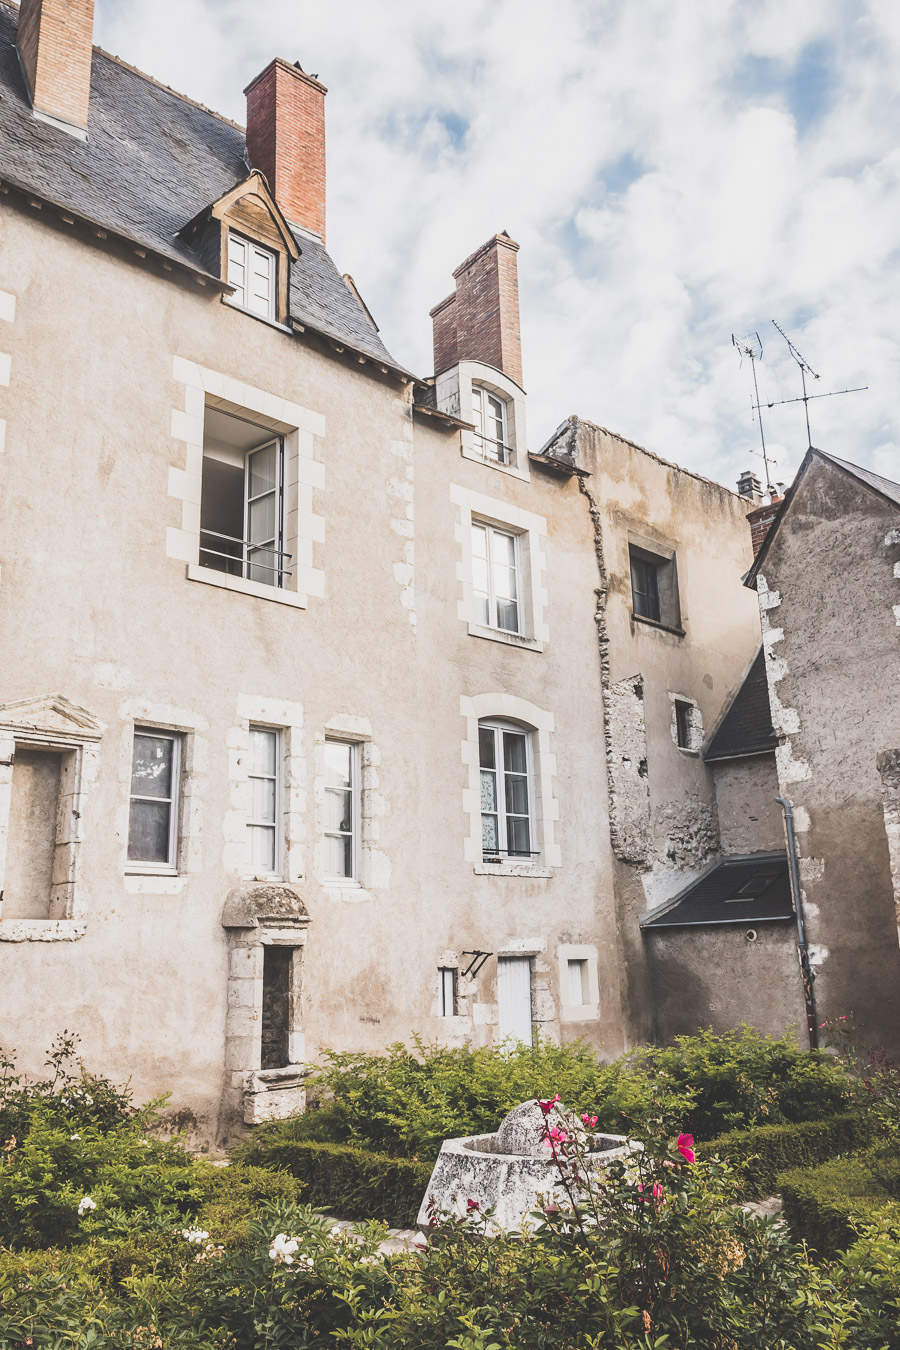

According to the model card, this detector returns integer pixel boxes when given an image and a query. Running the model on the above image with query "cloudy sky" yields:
[96,0,900,489]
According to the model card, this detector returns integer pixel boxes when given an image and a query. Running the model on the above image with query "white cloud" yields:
[95,0,900,488]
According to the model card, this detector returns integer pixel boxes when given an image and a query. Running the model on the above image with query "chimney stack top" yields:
[17,0,95,138]
[244,57,327,242]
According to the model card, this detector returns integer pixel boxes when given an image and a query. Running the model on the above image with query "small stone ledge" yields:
[0,920,87,942]
[243,1065,310,1125]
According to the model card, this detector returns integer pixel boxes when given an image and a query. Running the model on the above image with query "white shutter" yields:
[497,956,533,1046]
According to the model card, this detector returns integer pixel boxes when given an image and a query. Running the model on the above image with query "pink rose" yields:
[676,1133,695,1163]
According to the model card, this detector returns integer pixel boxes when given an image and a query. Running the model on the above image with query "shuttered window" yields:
[497,956,533,1046]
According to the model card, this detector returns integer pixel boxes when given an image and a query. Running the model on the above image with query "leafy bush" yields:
[631,1025,857,1137]
[696,1111,874,1198]
[821,1013,900,1143]
[233,1136,433,1227]
[0,1032,139,1147]
[779,1150,900,1257]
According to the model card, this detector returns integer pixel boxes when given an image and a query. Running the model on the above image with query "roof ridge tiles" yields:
[567,415,745,498]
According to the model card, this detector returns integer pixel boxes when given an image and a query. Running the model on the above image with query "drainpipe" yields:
[777,796,819,1050]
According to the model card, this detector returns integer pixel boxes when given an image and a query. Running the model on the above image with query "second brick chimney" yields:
[17,0,95,135]
[430,233,523,386]
[244,59,327,242]
[746,495,783,557]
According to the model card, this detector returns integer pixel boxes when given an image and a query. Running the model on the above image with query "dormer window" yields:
[472,385,510,465]
[227,234,277,321]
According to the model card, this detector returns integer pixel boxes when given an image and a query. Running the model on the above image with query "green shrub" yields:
[696,1111,874,1198]
[779,1150,900,1257]
[0,1032,140,1147]
[631,1025,856,1137]
[0,1108,203,1249]
[233,1136,433,1227]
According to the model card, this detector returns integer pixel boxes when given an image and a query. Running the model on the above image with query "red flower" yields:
[466,1198,480,1211]
[676,1133,695,1164]
[581,1113,598,1127]
[538,1093,561,1115]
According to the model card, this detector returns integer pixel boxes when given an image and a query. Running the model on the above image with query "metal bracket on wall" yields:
[460,950,493,978]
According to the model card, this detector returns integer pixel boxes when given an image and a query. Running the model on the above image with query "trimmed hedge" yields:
[696,1112,873,1199]
[778,1153,900,1256]
[234,1137,433,1229]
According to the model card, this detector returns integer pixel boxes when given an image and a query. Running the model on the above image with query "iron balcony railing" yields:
[473,431,514,465]
[199,528,293,585]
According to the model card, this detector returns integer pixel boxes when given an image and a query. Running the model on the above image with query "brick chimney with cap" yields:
[17,0,95,136]
[430,233,523,386]
[244,59,327,242]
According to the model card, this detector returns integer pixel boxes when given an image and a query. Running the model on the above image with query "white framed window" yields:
[438,967,457,1017]
[199,409,289,591]
[567,958,589,1005]
[127,729,181,873]
[479,720,535,863]
[472,385,510,464]
[227,233,276,320]
[248,726,281,876]
[323,740,359,880]
[471,522,521,633]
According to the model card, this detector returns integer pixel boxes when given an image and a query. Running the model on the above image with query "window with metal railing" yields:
[472,385,512,465]
[199,408,291,589]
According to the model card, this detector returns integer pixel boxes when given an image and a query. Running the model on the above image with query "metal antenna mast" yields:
[732,331,776,492]
[768,320,867,449]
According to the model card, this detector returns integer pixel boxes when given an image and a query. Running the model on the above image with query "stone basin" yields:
[416,1098,635,1233]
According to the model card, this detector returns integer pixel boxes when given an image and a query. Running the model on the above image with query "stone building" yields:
[743,449,900,1056]
[0,0,776,1142]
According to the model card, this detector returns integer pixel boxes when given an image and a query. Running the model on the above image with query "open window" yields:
[472,384,511,465]
[200,408,289,589]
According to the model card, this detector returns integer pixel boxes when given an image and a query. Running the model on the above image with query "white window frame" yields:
[471,520,522,635]
[438,966,457,1017]
[126,728,182,875]
[323,738,360,882]
[243,437,287,589]
[247,725,283,878]
[478,719,537,865]
[472,384,510,465]
[567,958,589,1005]
[226,232,276,321]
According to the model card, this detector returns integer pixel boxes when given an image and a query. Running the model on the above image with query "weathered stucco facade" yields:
[0,0,819,1145]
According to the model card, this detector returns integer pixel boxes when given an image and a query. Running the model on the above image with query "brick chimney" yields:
[430,233,523,386]
[17,0,95,136]
[244,59,327,242]
[746,494,783,557]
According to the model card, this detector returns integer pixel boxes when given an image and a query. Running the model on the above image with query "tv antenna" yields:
[765,320,867,449]
[732,331,777,492]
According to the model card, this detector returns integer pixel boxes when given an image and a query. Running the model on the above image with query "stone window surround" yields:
[450,484,549,652]
[167,356,326,609]
[557,943,601,1023]
[312,715,390,902]
[0,695,102,942]
[460,693,561,876]
[0,286,14,460]
[118,701,207,894]
[225,695,306,885]
[668,691,703,755]
[437,360,530,483]
[221,884,311,1125]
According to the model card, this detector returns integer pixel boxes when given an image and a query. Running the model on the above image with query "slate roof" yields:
[640,853,793,929]
[817,451,900,510]
[0,2,402,370]
[704,647,776,762]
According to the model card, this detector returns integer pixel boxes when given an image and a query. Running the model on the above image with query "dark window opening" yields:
[261,946,293,1069]
[675,700,693,749]
[630,553,661,622]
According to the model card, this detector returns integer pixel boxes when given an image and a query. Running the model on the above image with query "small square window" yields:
[675,700,693,749]
[127,729,181,872]
[248,726,281,876]
[324,740,359,881]
[227,233,276,320]
[567,958,589,1005]
[438,967,457,1017]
